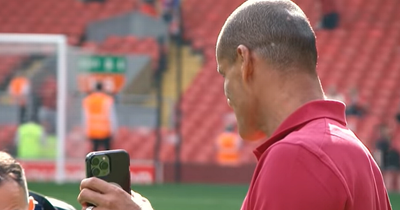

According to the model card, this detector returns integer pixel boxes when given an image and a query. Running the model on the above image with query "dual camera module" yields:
[90,155,110,177]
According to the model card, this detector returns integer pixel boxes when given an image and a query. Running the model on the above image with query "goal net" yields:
[0,34,164,184]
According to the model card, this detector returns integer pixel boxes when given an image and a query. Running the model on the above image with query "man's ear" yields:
[28,196,35,210]
[236,45,253,82]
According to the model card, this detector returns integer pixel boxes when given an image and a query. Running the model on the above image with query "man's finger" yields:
[80,177,116,193]
[77,188,106,207]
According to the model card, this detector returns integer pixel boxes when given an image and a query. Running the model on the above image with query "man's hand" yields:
[77,177,153,210]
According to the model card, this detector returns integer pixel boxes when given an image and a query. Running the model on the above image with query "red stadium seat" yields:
[174,0,400,163]
[1,0,399,164]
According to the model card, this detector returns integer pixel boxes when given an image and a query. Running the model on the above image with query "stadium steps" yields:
[159,44,203,127]
[0,0,137,45]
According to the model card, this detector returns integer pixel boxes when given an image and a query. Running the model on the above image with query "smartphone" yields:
[85,149,131,194]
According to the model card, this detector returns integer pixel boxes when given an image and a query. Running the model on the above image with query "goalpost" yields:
[0,34,68,183]
[0,33,162,184]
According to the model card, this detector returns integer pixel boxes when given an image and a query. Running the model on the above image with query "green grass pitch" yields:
[28,182,400,210]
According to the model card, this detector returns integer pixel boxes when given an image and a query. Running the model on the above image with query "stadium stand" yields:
[0,124,17,152]
[177,0,400,163]
[0,0,399,166]
[0,0,137,44]
[0,0,163,159]
[0,56,23,87]
[83,36,160,66]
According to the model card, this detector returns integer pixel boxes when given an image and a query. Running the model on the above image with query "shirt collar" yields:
[253,100,347,159]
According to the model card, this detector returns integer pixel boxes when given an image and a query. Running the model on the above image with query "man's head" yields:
[216,0,319,140]
[95,81,103,92]
[0,152,34,210]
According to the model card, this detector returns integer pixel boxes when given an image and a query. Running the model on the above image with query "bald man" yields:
[78,0,391,210]
[216,0,390,209]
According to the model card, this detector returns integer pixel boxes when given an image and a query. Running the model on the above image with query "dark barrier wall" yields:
[163,163,256,184]
[86,12,168,43]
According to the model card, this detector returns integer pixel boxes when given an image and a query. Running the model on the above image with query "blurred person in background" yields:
[316,0,340,30]
[325,84,345,102]
[38,76,57,136]
[82,82,117,151]
[78,0,391,209]
[160,0,179,23]
[14,116,47,159]
[346,87,367,117]
[160,0,181,37]
[215,124,242,166]
[395,102,400,125]
[8,71,31,124]
[154,36,168,84]
[374,123,400,192]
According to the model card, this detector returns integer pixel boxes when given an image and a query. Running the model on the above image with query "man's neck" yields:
[259,76,325,137]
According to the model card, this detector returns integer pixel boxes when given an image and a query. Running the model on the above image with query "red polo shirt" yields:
[241,100,391,210]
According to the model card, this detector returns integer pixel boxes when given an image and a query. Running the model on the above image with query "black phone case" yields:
[85,149,131,194]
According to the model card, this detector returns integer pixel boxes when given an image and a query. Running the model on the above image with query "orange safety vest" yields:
[216,132,240,165]
[9,77,29,105]
[83,92,113,139]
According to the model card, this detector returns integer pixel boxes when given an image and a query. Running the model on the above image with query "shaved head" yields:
[217,0,317,73]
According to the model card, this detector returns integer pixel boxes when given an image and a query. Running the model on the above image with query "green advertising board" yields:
[79,55,127,73]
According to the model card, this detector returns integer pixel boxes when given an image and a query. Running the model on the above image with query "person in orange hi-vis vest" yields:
[8,73,30,124]
[82,82,118,151]
[216,124,242,166]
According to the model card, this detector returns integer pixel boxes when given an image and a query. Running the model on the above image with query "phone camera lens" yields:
[92,168,101,176]
[99,161,109,170]
[91,158,100,166]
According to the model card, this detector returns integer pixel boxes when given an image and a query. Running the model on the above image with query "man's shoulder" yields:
[258,141,346,194]
[271,117,373,176]
[264,141,310,162]
[269,117,366,166]
[277,118,330,145]
[262,139,323,169]
[281,117,358,148]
